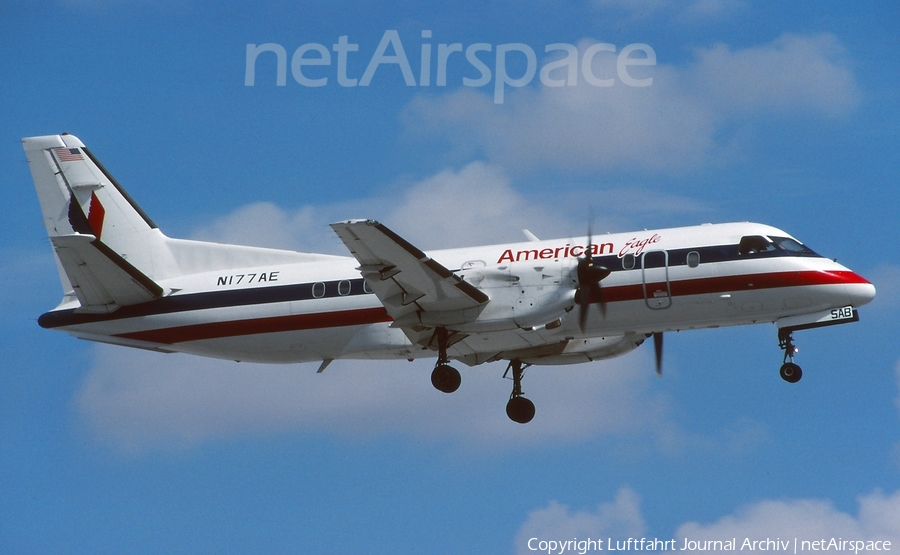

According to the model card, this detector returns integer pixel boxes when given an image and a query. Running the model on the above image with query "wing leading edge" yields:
[330,220,489,330]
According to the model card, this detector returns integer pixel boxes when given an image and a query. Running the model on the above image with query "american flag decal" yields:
[54,147,84,162]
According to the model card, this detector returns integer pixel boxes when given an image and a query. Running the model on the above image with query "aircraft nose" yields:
[847,276,876,308]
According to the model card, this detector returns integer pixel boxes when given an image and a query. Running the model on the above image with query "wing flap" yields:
[51,234,164,313]
[330,220,488,327]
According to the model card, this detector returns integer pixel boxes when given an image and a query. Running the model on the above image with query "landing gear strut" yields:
[430,327,461,393]
[504,360,535,424]
[778,328,802,383]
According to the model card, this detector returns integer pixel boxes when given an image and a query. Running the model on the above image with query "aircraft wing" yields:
[51,233,165,313]
[330,220,489,329]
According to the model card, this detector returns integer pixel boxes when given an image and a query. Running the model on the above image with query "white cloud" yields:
[513,488,900,555]
[190,157,714,256]
[513,487,647,555]
[402,34,859,174]
[188,161,703,253]
[404,75,718,174]
[688,34,858,117]
[864,264,900,311]
[188,161,560,252]
[190,201,323,251]
[377,161,567,248]
[676,489,900,552]
[76,344,674,453]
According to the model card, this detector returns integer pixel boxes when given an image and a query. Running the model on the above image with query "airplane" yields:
[23,133,876,423]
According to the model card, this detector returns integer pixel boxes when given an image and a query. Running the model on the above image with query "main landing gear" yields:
[504,360,535,424]
[427,328,535,423]
[430,327,461,393]
[778,328,802,383]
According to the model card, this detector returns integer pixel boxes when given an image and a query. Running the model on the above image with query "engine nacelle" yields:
[520,333,644,365]
[422,286,576,333]
[435,259,577,333]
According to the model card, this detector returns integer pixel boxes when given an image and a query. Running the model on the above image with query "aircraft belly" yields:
[169,322,418,363]
[448,275,864,361]
[59,302,292,338]
[54,293,407,362]
[336,323,419,360]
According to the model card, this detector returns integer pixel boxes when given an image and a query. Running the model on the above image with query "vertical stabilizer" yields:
[24,134,158,246]
[24,133,321,312]
[23,134,169,310]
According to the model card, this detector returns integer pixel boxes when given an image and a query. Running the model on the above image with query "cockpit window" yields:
[738,235,776,256]
[738,235,818,257]
[769,236,818,256]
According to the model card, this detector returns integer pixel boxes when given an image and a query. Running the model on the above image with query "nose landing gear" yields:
[778,328,802,383]
[504,360,535,423]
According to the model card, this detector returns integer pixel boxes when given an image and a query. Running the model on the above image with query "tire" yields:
[431,364,461,393]
[506,396,536,424]
[779,362,802,383]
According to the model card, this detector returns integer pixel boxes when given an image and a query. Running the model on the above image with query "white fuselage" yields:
[39,222,875,367]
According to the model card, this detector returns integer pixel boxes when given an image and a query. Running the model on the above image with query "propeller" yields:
[575,223,611,332]
[652,331,663,376]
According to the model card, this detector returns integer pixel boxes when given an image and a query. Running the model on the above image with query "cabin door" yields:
[641,250,672,309]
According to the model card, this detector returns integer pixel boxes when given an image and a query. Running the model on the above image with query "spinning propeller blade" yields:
[575,221,611,332]
[653,332,663,375]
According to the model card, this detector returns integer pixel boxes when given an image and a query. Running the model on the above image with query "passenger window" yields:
[338,280,352,296]
[312,282,326,298]
[622,253,636,270]
[687,251,700,268]
[738,236,775,256]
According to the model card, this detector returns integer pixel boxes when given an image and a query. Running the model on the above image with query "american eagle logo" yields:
[67,192,105,238]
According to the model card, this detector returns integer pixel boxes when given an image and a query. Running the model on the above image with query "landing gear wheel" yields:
[506,396,535,424]
[780,362,802,383]
[504,359,535,423]
[430,327,461,393]
[431,364,461,393]
[778,329,803,383]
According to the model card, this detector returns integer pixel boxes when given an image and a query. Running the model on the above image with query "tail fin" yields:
[23,134,167,312]
[25,133,332,313]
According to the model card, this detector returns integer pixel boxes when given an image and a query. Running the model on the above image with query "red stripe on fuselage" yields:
[113,270,867,345]
[587,270,866,304]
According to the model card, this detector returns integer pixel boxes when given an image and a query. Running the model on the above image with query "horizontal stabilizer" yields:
[51,234,164,313]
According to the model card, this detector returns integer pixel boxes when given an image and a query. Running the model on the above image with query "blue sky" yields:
[2,1,900,553]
